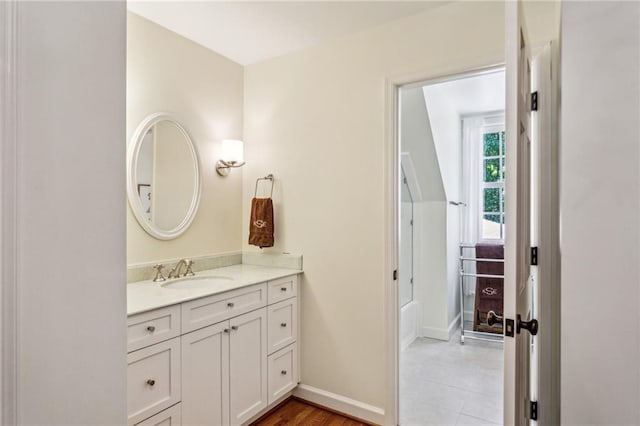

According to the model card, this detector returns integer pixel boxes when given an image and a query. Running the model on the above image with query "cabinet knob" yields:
[231,325,238,330]
[280,287,287,292]
[223,328,229,333]
[280,323,287,328]
[146,325,156,333]
[146,379,156,386]
[281,370,287,375]
[227,302,234,308]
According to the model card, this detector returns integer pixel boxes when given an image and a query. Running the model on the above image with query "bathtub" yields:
[400,300,420,351]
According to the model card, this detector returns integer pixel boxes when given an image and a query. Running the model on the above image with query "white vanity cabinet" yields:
[127,337,181,426]
[181,322,229,426]
[228,308,268,424]
[127,273,299,426]
[181,308,268,426]
[135,404,182,426]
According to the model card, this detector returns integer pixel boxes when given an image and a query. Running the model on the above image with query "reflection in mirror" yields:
[128,113,200,240]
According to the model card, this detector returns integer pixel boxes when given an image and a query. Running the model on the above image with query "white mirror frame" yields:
[127,112,201,240]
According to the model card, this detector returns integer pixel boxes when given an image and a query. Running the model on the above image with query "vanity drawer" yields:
[267,343,298,405]
[134,403,181,426]
[127,305,181,353]
[128,338,181,426]
[182,283,267,333]
[267,275,297,305]
[267,298,297,354]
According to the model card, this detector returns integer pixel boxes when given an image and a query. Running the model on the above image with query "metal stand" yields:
[459,244,504,344]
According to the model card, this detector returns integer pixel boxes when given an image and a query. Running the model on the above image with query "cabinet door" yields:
[267,343,297,405]
[127,338,181,426]
[267,298,297,354]
[181,322,229,426]
[229,308,267,425]
[135,403,181,426]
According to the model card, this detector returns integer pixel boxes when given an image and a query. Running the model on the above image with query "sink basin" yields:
[160,276,233,290]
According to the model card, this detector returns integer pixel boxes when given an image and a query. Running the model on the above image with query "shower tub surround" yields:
[126,254,302,426]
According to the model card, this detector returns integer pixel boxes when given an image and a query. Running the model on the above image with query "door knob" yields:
[487,311,503,327]
[517,314,539,336]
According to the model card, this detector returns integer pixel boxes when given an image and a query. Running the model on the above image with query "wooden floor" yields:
[251,398,370,426]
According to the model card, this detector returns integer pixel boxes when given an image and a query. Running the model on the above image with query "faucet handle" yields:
[184,259,195,277]
[152,264,166,282]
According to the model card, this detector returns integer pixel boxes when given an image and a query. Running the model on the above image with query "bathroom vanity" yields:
[126,264,301,426]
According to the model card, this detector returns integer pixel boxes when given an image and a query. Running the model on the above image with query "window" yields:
[481,125,506,240]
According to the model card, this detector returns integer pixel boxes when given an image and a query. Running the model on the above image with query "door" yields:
[181,321,230,426]
[399,168,414,307]
[504,1,535,424]
[229,308,268,425]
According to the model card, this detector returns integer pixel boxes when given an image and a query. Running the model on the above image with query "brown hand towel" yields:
[248,197,274,248]
[473,243,504,333]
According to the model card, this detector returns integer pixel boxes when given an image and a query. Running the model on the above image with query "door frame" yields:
[384,62,505,426]
[0,0,19,424]
[530,41,561,425]
[384,58,560,426]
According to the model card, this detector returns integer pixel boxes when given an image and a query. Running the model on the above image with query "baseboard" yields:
[463,310,474,322]
[420,326,449,341]
[448,313,461,339]
[400,331,417,352]
[293,384,385,425]
[242,391,293,425]
[421,313,461,341]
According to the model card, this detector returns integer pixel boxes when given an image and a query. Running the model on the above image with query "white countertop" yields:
[127,264,302,316]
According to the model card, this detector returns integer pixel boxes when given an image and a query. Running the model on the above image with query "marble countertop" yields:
[127,264,302,316]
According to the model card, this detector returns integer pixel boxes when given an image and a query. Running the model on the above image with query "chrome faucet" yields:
[167,258,195,279]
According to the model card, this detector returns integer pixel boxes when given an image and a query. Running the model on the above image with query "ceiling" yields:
[423,70,506,117]
[127,1,446,65]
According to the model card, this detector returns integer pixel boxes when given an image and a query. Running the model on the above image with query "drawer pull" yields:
[280,323,287,327]
[280,287,287,292]
[281,370,287,375]
[146,379,156,387]
[227,302,234,308]
[146,325,156,333]
[231,325,238,331]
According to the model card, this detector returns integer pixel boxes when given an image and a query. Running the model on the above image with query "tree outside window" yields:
[481,130,505,240]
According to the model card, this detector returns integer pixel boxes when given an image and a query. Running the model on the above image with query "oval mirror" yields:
[127,113,201,240]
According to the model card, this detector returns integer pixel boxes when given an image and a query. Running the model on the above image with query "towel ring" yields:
[254,174,274,198]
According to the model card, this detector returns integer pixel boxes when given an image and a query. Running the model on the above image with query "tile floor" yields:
[400,328,503,426]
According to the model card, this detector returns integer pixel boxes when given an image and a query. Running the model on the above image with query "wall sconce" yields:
[216,139,245,176]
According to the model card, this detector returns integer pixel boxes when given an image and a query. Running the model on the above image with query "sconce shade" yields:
[216,139,245,176]
[222,139,244,163]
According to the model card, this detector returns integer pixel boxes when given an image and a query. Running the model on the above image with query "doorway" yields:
[397,68,507,425]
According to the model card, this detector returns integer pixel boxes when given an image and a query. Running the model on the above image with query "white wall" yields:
[244,0,559,409]
[127,12,244,265]
[244,1,509,408]
[424,93,461,203]
[16,2,126,424]
[243,2,555,407]
[561,2,640,424]
[401,85,462,338]
[400,86,450,337]
[423,94,463,328]
[400,87,445,202]
[417,202,449,334]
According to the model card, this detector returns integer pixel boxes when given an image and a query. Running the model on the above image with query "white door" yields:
[530,42,561,425]
[181,321,230,426]
[504,1,536,424]
[399,169,414,308]
[229,308,268,425]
